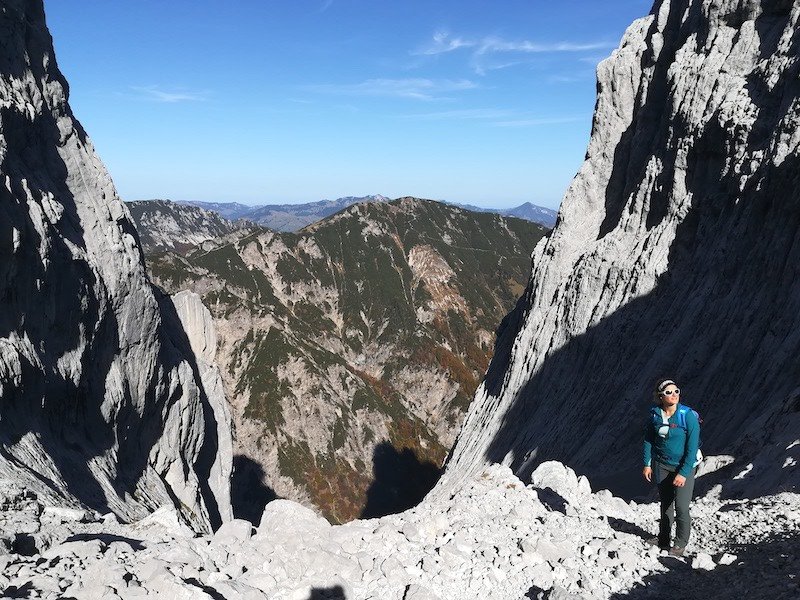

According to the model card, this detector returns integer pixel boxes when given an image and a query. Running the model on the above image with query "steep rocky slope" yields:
[126,200,256,254]
[145,198,547,522]
[444,0,800,498]
[0,0,232,531]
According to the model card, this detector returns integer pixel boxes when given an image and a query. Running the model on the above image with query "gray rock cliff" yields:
[0,0,232,531]
[444,0,800,497]
[126,200,256,254]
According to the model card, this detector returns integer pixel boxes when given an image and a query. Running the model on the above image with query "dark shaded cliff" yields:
[444,0,800,499]
[0,0,231,530]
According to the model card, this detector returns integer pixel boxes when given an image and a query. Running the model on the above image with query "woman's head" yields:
[655,378,681,407]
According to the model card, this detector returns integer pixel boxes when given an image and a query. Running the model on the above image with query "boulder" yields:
[257,500,330,538]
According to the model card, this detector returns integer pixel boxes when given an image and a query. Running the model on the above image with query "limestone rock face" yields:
[445,0,800,496]
[0,0,231,531]
[169,291,235,524]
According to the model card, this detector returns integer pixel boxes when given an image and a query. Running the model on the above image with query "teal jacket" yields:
[643,404,700,478]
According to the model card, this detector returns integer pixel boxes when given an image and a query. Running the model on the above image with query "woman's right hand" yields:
[642,466,652,482]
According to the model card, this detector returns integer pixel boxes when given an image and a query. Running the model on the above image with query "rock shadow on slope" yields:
[606,517,653,541]
[230,454,279,524]
[307,586,346,600]
[64,533,145,551]
[360,442,441,519]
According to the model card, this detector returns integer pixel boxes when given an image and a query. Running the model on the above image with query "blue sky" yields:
[45,1,652,209]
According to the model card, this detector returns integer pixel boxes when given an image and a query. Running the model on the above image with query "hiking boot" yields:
[668,546,685,557]
[646,536,670,550]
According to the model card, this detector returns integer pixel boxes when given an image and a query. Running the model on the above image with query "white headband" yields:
[657,379,676,392]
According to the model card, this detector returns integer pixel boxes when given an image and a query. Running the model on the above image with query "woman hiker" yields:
[642,378,702,556]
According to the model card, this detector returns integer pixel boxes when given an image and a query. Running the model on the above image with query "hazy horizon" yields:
[126,194,555,211]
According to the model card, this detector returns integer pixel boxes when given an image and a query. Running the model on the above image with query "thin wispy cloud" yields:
[416,30,474,55]
[319,0,334,13]
[130,85,209,103]
[305,78,478,100]
[471,58,538,76]
[474,59,531,72]
[475,38,612,55]
[399,109,582,128]
[414,32,615,75]
[548,73,593,84]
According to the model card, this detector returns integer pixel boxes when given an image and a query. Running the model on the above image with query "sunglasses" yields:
[661,388,680,396]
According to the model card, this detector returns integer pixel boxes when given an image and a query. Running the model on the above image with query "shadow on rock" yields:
[65,533,145,551]
[537,487,568,515]
[360,442,441,519]
[183,578,225,600]
[610,530,800,599]
[10,533,38,556]
[1,581,34,599]
[231,454,279,524]
[308,586,346,600]
[527,585,580,600]
[607,517,653,541]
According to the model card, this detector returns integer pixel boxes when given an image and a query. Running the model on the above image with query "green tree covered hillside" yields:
[143,197,547,522]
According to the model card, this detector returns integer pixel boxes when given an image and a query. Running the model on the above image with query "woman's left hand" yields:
[673,474,686,487]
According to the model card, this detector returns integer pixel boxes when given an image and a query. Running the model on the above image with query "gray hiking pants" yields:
[655,462,696,548]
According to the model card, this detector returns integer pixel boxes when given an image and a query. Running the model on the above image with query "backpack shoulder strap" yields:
[676,405,690,429]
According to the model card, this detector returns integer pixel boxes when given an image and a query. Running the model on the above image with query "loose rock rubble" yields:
[1,463,797,599]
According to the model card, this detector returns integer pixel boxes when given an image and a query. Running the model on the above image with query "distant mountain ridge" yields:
[173,201,254,221]
[178,195,391,232]
[127,199,258,253]
[154,195,557,231]
[445,201,558,228]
